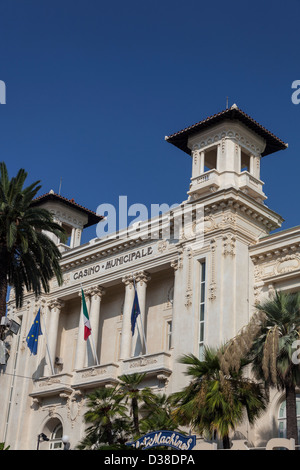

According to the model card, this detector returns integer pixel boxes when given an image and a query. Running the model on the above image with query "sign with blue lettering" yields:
[126,431,196,450]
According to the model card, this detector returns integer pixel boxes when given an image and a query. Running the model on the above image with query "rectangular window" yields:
[166,320,172,350]
[204,146,217,172]
[199,261,206,360]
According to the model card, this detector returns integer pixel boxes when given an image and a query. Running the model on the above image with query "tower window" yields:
[204,146,217,172]
[61,223,72,246]
[241,149,251,173]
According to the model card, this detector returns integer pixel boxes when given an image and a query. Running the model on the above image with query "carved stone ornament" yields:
[275,254,300,275]
[223,234,236,257]
[204,215,219,233]
[157,240,168,253]
[208,282,217,301]
[122,274,134,288]
[134,271,151,286]
[48,299,64,311]
[65,390,84,428]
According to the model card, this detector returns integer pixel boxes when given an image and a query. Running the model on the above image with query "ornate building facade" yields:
[1,105,299,450]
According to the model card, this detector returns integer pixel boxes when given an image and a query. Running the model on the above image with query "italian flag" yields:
[81,289,91,340]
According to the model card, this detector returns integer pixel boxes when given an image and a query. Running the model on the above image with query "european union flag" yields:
[26,309,42,355]
[131,288,141,336]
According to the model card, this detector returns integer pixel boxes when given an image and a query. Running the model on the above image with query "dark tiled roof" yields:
[31,191,103,228]
[165,105,288,157]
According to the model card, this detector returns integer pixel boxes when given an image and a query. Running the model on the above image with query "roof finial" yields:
[226,96,229,109]
[58,177,62,196]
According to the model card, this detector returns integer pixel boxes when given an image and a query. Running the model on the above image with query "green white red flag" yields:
[81,289,91,340]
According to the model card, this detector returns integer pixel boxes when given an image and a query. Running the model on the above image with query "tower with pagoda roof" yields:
[31,190,103,251]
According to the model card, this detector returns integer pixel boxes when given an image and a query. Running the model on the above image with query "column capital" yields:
[134,271,151,286]
[48,298,65,311]
[89,285,106,299]
[78,288,90,299]
[122,274,135,287]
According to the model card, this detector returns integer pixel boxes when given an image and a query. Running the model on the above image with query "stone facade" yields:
[0,105,299,450]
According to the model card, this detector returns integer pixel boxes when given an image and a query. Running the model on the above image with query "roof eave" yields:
[165,106,288,157]
[31,192,103,228]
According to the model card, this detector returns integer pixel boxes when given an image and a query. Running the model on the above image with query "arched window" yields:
[49,422,63,450]
[278,395,300,442]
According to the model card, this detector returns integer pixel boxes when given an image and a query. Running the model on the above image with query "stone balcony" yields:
[238,171,266,201]
[188,169,266,203]
[188,169,220,197]
[122,352,172,379]
[30,372,73,400]
[29,354,171,402]
[57,243,71,253]
[73,363,120,390]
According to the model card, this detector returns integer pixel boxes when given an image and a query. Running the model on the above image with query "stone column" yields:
[45,299,64,376]
[74,289,91,370]
[192,149,201,178]
[249,154,254,175]
[132,271,151,357]
[86,286,106,367]
[119,275,135,360]
[199,151,205,174]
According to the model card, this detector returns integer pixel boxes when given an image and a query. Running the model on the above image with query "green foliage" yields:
[140,393,181,434]
[118,373,155,436]
[172,347,267,448]
[250,291,300,389]
[77,386,131,450]
[0,162,66,318]
[249,291,300,444]
[77,374,182,450]
[219,291,300,444]
[0,442,10,450]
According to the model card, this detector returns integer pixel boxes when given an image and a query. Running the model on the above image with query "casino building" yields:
[1,105,300,450]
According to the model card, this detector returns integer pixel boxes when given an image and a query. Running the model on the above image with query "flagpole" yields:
[40,305,55,376]
[80,284,99,366]
[90,332,99,366]
[133,277,148,356]
[139,309,148,356]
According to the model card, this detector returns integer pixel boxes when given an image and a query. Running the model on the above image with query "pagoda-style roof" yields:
[31,191,103,228]
[165,105,288,157]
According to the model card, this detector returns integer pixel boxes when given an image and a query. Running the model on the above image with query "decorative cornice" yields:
[189,121,266,157]
[250,243,300,263]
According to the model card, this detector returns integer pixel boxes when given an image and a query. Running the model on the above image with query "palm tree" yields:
[140,393,180,434]
[77,386,130,450]
[118,372,156,436]
[172,347,267,449]
[249,291,300,445]
[220,291,300,445]
[0,162,65,334]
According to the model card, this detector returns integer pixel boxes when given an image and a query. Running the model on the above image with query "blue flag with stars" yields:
[131,287,141,336]
[26,309,42,355]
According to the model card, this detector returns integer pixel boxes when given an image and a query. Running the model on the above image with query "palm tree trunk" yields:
[106,418,114,445]
[222,434,230,449]
[286,384,298,446]
[132,397,139,435]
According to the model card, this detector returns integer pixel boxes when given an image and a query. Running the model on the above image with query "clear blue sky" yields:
[0,0,299,243]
